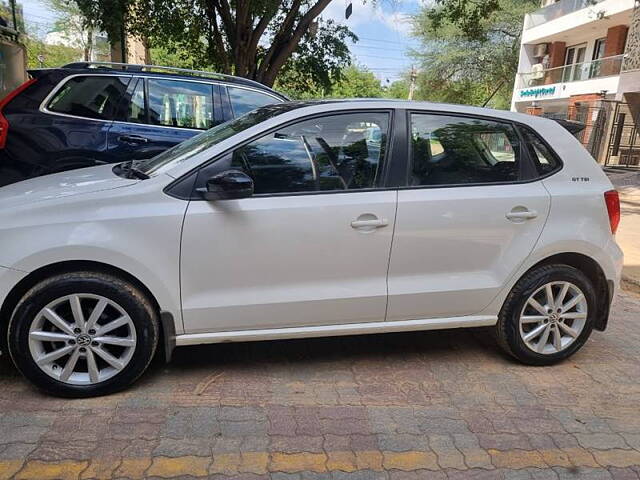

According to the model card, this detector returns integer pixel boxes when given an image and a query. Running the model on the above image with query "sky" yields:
[18,0,421,83]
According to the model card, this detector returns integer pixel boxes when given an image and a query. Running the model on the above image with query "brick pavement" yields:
[1,289,640,479]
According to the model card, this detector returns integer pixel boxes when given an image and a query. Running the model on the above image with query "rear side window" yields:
[520,127,561,176]
[47,76,130,120]
[410,113,521,186]
[148,79,214,130]
[228,86,280,117]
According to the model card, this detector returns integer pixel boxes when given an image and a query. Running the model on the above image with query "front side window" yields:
[148,79,214,129]
[410,113,521,186]
[47,75,130,120]
[231,112,390,195]
[228,86,280,117]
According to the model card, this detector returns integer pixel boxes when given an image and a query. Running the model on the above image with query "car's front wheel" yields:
[7,271,159,397]
[496,264,596,365]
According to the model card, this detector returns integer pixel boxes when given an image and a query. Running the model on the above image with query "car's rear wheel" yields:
[7,271,158,397]
[496,264,596,365]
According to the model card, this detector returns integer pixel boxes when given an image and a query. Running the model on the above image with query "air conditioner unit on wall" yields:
[533,43,548,58]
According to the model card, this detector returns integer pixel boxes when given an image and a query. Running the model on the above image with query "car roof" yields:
[266,98,560,128]
[29,62,287,100]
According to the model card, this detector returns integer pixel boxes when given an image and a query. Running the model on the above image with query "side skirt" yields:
[175,315,497,347]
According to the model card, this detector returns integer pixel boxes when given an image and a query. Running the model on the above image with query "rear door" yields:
[107,77,220,161]
[34,74,131,172]
[386,111,551,321]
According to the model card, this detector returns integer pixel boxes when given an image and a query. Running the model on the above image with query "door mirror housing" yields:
[198,170,254,200]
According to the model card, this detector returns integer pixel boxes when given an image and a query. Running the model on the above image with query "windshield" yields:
[138,102,307,176]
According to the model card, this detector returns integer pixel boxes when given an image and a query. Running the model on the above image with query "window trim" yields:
[165,108,397,200]
[399,109,564,191]
[40,73,284,126]
[41,73,133,123]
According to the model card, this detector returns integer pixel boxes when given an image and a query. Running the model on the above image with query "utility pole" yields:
[9,0,18,31]
[408,65,417,100]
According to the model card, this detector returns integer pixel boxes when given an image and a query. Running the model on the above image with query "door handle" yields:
[506,208,538,221]
[118,134,149,145]
[351,217,389,232]
[351,219,388,228]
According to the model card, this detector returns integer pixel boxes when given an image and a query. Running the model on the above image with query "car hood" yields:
[0,165,139,208]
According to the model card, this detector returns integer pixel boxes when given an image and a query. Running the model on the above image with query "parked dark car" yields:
[0,62,288,186]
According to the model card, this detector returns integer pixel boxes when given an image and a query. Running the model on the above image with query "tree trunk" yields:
[84,29,93,61]
[256,0,332,86]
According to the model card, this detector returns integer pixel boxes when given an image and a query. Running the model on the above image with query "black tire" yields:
[495,264,596,366]
[7,271,159,397]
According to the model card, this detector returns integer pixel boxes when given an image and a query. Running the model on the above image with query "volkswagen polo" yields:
[0,100,623,397]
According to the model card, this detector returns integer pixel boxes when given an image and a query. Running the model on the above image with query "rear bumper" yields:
[594,238,623,331]
[603,237,624,293]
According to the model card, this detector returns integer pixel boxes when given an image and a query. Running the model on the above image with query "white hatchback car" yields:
[0,100,623,397]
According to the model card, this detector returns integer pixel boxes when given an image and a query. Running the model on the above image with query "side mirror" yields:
[198,170,254,200]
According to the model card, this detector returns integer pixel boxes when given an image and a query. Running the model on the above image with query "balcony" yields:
[518,54,625,88]
[525,0,606,29]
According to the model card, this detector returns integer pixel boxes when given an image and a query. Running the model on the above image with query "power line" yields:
[351,44,407,53]
[355,36,413,46]
[355,53,411,60]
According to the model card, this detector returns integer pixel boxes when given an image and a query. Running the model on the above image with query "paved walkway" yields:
[1,289,640,479]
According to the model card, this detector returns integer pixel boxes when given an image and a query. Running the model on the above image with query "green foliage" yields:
[74,0,128,43]
[426,0,500,41]
[384,79,410,99]
[275,20,356,99]
[330,65,384,99]
[24,36,82,68]
[411,0,538,109]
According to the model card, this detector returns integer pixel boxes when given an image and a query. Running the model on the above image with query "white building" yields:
[511,0,640,164]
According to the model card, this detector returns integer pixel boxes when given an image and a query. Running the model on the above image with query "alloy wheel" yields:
[518,281,588,355]
[27,294,137,385]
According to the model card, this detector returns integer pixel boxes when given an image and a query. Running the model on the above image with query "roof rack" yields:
[61,61,276,92]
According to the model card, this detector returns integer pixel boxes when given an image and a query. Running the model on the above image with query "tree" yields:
[275,20,356,99]
[73,0,130,61]
[425,0,501,41]
[411,0,538,109]
[81,0,340,86]
[384,79,409,99]
[330,65,383,99]
[24,36,83,68]
[47,0,106,61]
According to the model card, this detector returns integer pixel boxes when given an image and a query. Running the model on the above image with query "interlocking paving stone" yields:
[1,292,640,479]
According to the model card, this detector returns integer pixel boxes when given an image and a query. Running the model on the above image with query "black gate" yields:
[605,102,640,167]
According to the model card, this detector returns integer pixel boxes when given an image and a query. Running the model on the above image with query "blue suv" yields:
[0,62,287,186]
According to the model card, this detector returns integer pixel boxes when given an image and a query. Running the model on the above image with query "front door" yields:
[180,111,397,333]
[386,112,551,321]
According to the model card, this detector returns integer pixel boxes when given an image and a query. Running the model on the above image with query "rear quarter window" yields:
[227,86,281,117]
[520,126,562,177]
[47,75,130,120]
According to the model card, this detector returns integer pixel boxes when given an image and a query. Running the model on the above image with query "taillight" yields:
[604,190,620,235]
[0,78,37,149]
